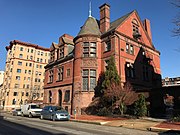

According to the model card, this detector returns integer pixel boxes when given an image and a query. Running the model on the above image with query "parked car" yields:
[21,103,42,117]
[40,106,70,121]
[12,108,22,116]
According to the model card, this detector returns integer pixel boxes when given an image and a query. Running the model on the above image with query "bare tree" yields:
[172,0,180,37]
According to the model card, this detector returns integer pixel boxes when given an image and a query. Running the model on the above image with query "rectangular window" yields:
[28,70,31,74]
[57,67,64,81]
[18,61,22,65]
[30,56,33,60]
[31,49,33,53]
[13,92,18,96]
[126,43,134,55]
[64,90,70,102]
[19,54,23,58]
[14,84,19,88]
[59,48,64,58]
[25,70,27,74]
[16,76,20,80]
[37,51,40,55]
[82,69,96,91]
[17,69,21,73]
[105,41,111,52]
[126,62,135,78]
[29,63,32,67]
[67,69,70,77]
[20,47,23,51]
[83,42,96,57]
[49,69,53,83]
[41,52,43,56]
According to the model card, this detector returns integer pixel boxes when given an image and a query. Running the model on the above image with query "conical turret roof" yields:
[78,16,101,36]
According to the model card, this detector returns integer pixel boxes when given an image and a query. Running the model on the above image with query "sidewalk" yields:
[70,115,180,132]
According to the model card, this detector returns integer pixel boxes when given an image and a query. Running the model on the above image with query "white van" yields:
[21,103,42,117]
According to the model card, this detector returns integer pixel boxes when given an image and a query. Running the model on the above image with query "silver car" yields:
[40,106,70,121]
[12,108,22,116]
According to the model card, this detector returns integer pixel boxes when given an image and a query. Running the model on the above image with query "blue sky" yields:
[0,0,179,78]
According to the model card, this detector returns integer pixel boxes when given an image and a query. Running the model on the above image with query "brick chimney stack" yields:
[99,3,110,33]
[143,19,152,41]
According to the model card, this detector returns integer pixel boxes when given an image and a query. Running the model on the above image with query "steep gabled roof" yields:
[106,11,134,33]
[50,42,58,51]
[78,16,101,36]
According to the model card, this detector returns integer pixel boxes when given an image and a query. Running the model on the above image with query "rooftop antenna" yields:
[89,1,92,17]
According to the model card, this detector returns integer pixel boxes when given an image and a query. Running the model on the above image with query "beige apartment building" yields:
[3,40,50,110]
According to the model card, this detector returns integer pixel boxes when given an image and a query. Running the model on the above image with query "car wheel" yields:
[29,113,32,118]
[40,115,43,120]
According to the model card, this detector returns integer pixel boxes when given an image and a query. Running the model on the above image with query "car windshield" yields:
[31,105,40,109]
[54,106,65,112]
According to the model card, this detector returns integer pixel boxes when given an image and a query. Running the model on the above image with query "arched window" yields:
[49,91,52,103]
[132,19,141,39]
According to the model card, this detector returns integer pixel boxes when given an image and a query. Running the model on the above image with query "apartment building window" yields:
[10,68,12,72]
[40,65,42,69]
[26,63,28,66]
[22,92,24,96]
[41,52,43,56]
[16,76,20,80]
[27,77,30,81]
[27,56,29,59]
[12,99,16,105]
[13,92,18,96]
[40,58,43,62]
[18,61,22,65]
[49,69,53,83]
[83,42,96,57]
[25,70,27,74]
[41,93,44,97]
[67,69,70,77]
[26,84,30,89]
[37,51,40,55]
[143,65,149,81]
[23,84,25,88]
[82,69,96,91]
[36,64,39,68]
[64,90,70,102]
[27,49,29,52]
[31,49,33,53]
[29,63,32,67]
[57,67,63,81]
[14,84,19,88]
[105,41,111,52]
[126,43,134,55]
[45,53,47,56]
[19,54,23,58]
[24,77,26,80]
[30,56,33,60]
[37,58,39,62]
[17,69,21,73]
[59,47,64,58]
[26,92,29,96]
[126,63,135,78]
[20,47,23,51]
[28,70,31,74]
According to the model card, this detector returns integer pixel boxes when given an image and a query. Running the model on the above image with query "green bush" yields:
[97,107,112,116]
[134,94,147,117]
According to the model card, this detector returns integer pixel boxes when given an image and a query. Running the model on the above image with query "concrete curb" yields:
[70,119,102,125]
[147,127,180,132]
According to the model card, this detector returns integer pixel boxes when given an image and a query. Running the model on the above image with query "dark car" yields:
[40,106,70,121]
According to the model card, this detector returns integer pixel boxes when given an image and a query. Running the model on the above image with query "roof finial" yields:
[89,1,92,17]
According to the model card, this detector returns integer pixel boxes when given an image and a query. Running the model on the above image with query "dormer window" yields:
[83,42,96,57]
[132,19,141,39]
[50,51,55,62]
[59,47,64,59]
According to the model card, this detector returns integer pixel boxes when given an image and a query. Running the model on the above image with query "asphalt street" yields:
[0,113,159,135]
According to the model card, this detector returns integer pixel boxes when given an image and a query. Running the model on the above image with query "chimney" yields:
[99,3,110,33]
[143,19,152,41]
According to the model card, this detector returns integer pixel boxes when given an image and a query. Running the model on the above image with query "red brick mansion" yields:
[43,3,161,114]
